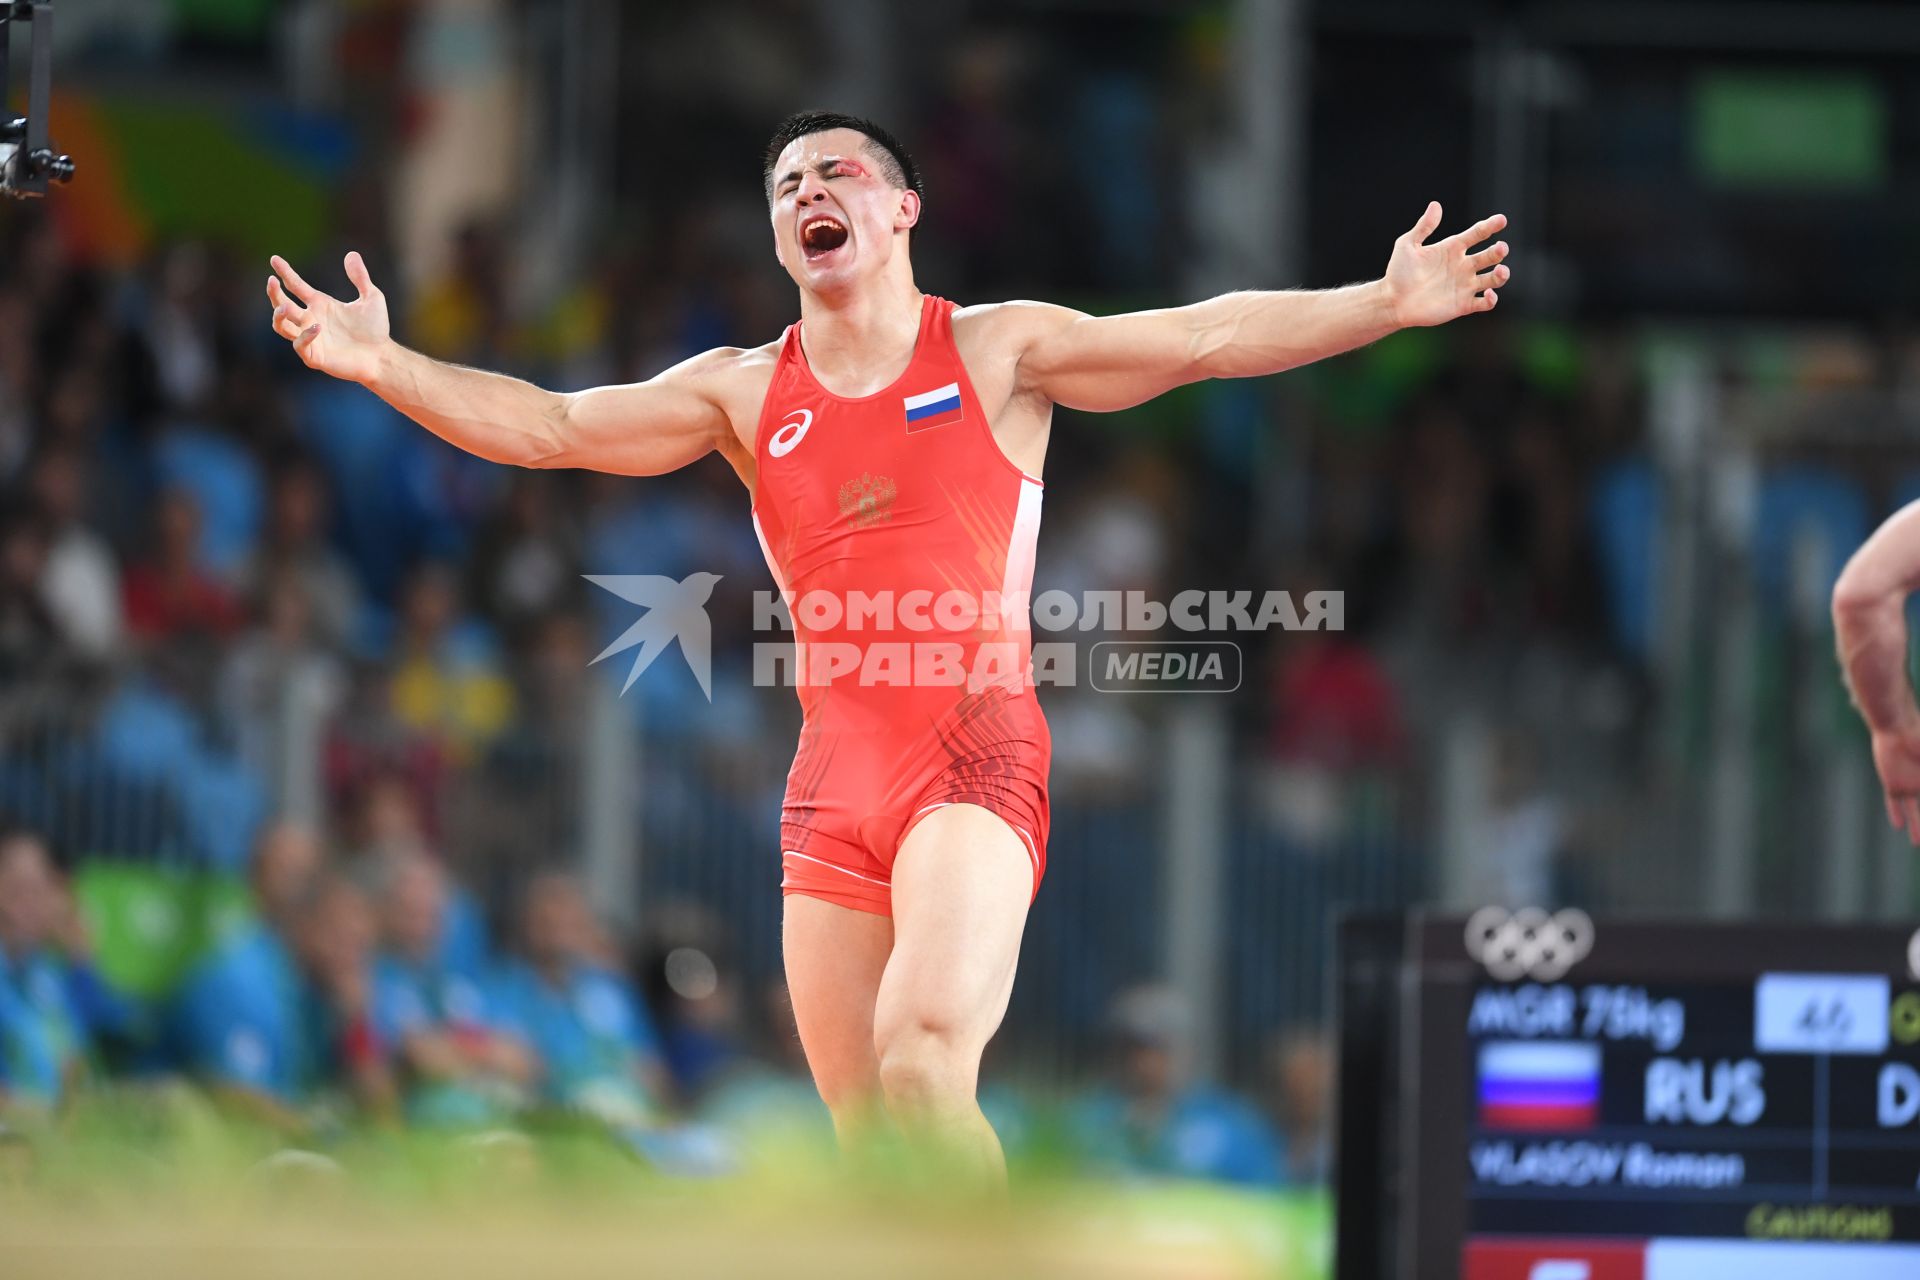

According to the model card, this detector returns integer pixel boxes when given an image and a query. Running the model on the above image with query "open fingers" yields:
[266,277,309,322]
[1449,212,1508,249]
[1468,241,1509,270]
[1892,792,1920,846]
[269,254,334,307]
[292,322,322,361]
[1476,264,1511,292]
[1477,288,1499,312]
[266,277,309,343]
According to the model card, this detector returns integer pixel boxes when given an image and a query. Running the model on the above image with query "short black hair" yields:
[762,110,925,211]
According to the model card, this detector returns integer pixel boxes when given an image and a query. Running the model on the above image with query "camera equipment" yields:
[0,1,72,198]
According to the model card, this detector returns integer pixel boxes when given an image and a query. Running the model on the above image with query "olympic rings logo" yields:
[1464,906,1595,982]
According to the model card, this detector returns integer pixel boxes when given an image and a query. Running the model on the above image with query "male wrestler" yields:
[267,109,1512,1183]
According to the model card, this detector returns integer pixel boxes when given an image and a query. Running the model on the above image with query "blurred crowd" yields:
[0,812,1333,1186]
[0,0,1782,1190]
[0,813,816,1164]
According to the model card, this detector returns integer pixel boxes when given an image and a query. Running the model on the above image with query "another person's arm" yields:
[470,1016,540,1088]
[266,253,733,475]
[378,996,525,1086]
[1012,203,1508,412]
[396,1030,472,1081]
[1832,500,1920,842]
[367,968,468,1087]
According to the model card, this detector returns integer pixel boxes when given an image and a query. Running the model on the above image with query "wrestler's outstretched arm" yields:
[1833,500,1920,843]
[266,253,731,476]
[1008,202,1508,413]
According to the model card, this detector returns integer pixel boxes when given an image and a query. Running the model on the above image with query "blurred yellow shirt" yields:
[390,655,514,761]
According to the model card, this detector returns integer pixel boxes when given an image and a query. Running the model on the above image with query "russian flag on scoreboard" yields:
[904,381,964,432]
[1478,1040,1602,1131]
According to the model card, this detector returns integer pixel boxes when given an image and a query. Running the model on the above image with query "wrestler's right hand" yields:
[265,250,391,384]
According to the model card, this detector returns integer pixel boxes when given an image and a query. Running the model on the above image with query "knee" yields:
[876,1021,977,1112]
[812,1073,871,1117]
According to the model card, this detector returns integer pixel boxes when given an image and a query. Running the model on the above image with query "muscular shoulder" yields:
[952,299,1083,357]
[953,300,1088,404]
[656,337,786,466]
[655,338,782,437]
[657,339,781,397]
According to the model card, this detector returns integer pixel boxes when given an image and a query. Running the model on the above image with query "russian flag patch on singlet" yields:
[903,381,964,432]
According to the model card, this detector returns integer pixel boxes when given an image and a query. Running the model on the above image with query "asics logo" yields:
[769,408,813,458]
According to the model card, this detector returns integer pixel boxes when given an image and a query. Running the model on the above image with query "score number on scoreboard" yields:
[1754,974,1890,1056]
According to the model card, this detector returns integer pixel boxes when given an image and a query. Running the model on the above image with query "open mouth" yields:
[800,214,849,260]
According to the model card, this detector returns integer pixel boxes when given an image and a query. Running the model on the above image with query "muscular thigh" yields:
[782,894,893,1106]
[873,803,1035,1061]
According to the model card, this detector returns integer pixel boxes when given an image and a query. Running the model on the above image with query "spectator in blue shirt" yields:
[1067,984,1284,1187]
[0,831,85,1113]
[370,853,533,1127]
[171,823,393,1130]
[341,772,491,976]
[171,822,317,1100]
[491,871,669,1125]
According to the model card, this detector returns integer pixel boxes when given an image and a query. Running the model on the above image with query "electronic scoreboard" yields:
[1336,913,1920,1280]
